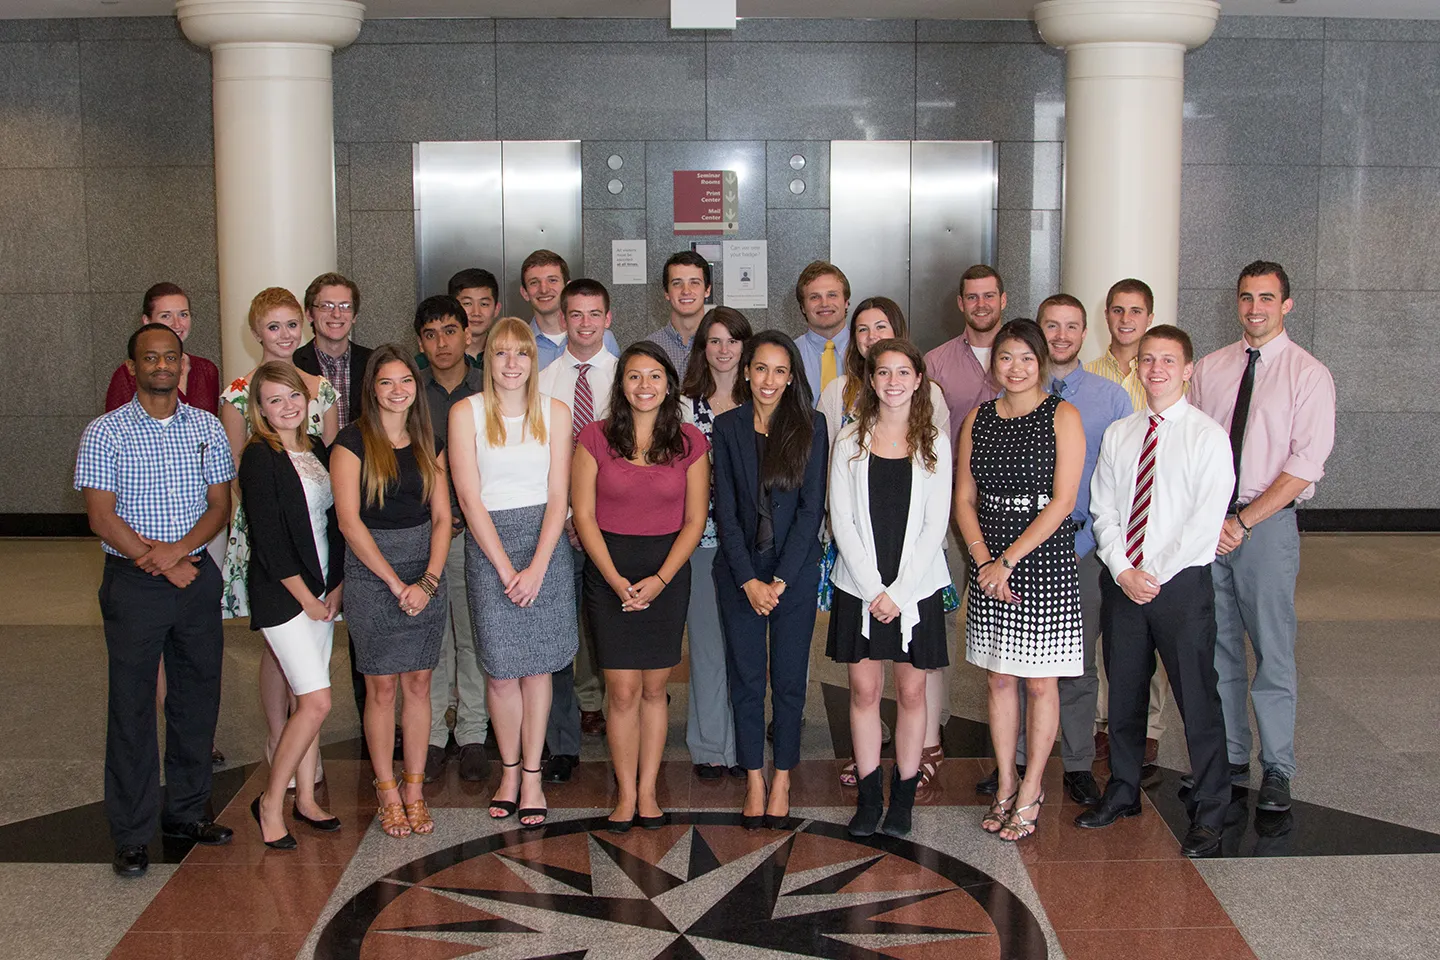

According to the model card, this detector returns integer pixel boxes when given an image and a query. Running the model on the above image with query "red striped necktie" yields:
[1125,414,1161,568]
[572,362,593,445]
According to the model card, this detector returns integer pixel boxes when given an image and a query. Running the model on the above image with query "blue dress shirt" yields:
[532,319,621,370]
[1049,367,1132,558]
[796,327,850,408]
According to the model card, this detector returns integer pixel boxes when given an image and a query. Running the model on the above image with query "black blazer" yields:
[239,439,345,630]
[294,340,373,419]
[711,403,828,590]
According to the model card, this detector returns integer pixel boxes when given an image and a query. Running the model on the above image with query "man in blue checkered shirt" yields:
[74,324,236,878]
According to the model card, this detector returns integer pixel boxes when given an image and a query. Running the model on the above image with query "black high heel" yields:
[490,760,521,820]
[635,812,669,830]
[250,794,296,850]
[291,805,342,832]
[741,777,766,830]
[518,767,547,829]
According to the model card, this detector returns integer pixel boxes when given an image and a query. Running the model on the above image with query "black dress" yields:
[826,455,948,669]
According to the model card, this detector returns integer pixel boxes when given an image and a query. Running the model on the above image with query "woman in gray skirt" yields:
[332,344,451,840]
[449,318,575,829]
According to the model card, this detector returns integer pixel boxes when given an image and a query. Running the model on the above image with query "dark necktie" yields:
[1228,348,1260,509]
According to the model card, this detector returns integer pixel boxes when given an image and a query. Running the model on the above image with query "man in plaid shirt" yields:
[74,324,236,878]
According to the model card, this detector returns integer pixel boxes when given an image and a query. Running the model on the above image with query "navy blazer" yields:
[239,439,345,630]
[294,340,373,419]
[711,403,829,590]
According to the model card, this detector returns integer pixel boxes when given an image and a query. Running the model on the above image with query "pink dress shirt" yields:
[1190,329,1336,504]
[924,333,1000,449]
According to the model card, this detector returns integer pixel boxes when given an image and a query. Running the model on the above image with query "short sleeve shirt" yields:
[334,423,445,530]
[577,420,709,536]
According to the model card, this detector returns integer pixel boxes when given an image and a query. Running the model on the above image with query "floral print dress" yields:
[220,374,337,619]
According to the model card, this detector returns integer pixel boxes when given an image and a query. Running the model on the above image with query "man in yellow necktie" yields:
[794,260,851,405]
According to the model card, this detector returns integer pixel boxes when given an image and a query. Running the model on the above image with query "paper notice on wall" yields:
[721,241,767,309]
[611,240,647,285]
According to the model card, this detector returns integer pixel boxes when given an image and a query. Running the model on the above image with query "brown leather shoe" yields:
[1094,730,1110,762]
[580,710,607,737]
[1144,737,1159,766]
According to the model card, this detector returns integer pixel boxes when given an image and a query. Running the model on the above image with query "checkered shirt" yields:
[73,397,235,557]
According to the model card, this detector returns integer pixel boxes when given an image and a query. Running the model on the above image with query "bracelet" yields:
[656,572,669,586]
[1235,511,1252,534]
[975,559,995,571]
[966,538,984,554]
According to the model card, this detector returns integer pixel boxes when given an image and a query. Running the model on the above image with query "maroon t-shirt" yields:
[577,420,709,536]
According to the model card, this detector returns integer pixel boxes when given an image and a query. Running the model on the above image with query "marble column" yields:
[177,0,364,380]
[1033,0,1219,359]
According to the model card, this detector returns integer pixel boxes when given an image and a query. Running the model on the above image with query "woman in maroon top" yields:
[571,341,710,832]
[105,283,221,415]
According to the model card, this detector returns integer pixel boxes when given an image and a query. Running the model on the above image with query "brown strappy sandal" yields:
[373,777,411,839]
[917,744,944,788]
[400,770,435,835]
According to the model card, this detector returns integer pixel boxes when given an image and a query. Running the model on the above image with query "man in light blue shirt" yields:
[521,250,619,369]
[793,261,851,407]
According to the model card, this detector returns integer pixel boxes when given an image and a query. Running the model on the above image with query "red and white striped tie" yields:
[1125,414,1161,568]
[572,362,594,445]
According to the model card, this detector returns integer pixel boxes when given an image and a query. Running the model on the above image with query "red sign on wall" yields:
[673,170,738,235]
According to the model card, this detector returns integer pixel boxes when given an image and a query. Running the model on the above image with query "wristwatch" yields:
[999,555,1014,570]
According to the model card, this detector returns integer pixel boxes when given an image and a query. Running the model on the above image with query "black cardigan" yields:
[239,439,345,630]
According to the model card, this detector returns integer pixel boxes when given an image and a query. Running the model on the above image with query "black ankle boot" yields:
[881,766,921,838]
[848,767,884,837]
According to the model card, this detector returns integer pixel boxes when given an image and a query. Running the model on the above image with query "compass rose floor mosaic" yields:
[2,536,1440,960]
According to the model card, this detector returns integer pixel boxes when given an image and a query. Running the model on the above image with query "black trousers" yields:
[1100,564,1229,829]
[100,554,225,847]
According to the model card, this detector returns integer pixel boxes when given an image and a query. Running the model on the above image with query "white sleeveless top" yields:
[466,393,552,511]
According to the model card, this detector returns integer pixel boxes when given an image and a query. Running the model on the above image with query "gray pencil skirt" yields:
[465,503,577,680]
[344,521,446,676]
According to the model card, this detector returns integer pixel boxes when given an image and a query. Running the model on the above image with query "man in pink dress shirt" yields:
[1190,260,1335,815]
[924,264,1005,450]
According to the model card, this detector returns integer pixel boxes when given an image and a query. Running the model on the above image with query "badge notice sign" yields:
[674,170,738,235]
[721,240,767,309]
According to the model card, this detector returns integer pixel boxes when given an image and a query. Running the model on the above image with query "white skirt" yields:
[262,602,335,696]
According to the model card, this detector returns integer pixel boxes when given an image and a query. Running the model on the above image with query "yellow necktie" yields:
[820,339,838,392]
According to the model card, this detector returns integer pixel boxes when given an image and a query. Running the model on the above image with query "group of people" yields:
[76,245,1334,877]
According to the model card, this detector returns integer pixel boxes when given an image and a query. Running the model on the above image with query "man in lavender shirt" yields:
[924,264,1004,450]
[1190,260,1335,815]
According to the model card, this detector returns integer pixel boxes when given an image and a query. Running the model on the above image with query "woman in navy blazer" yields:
[240,363,346,848]
[711,330,828,829]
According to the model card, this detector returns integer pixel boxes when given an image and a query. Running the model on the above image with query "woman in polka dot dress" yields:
[955,319,1085,842]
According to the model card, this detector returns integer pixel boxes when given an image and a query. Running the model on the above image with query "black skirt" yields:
[826,585,949,669]
[584,530,691,670]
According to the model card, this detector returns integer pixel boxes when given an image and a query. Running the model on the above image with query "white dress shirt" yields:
[538,347,618,421]
[1090,397,1234,586]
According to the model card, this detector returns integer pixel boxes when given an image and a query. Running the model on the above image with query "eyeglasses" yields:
[315,301,354,314]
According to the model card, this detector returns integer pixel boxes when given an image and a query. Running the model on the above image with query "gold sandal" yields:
[373,777,411,839]
[1000,793,1045,842]
[401,771,435,835]
[982,790,1018,834]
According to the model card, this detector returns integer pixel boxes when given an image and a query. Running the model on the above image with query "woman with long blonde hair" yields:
[331,344,451,840]
[448,318,575,828]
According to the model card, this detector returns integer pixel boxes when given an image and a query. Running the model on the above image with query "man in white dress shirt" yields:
[1078,325,1233,859]
[536,279,619,780]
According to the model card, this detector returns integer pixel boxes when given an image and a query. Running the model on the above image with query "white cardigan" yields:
[828,422,953,651]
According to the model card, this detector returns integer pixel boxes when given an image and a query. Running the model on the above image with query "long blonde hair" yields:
[354,345,439,510]
[481,317,548,448]
[245,362,314,453]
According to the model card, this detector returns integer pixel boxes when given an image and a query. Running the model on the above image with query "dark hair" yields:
[414,294,468,334]
[447,267,499,300]
[141,282,188,318]
[304,272,360,316]
[681,306,752,402]
[661,250,712,290]
[794,260,851,308]
[561,277,610,315]
[353,345,439,509]
[852,338,939,473]
[520,249,570,284]
[1036,292,1086,327]
[1106,278,1154,314]
[960,264,1004,296]
[989,318,1050,386]
[128,322,181,362]
[741,330,816,491]
[1238,259,1291,302]
[1140,324,1194,364]
[842,296,908,413]
[603,342,690,466]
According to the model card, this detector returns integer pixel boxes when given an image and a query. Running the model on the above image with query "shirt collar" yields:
[661,323,691,347]
[316,343,350,364]
[1249,328,1292,364]
[1051,365,1089,393]
[1150,395,1192,423]
[125,394,190,423]
[565,348,609,369]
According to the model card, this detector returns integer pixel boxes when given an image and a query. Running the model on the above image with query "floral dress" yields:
[220,374,337,618]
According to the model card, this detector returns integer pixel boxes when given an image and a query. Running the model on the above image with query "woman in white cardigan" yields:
[827,339,953,839]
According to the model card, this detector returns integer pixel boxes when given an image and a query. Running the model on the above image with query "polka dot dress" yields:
[965,394,1083,678]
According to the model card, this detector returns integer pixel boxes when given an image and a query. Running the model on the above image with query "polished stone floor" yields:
[1,534,1437,959]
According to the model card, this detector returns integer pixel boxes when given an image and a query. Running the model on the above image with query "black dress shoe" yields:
[423,744,448,783]
[1180,823,1222,858]
[292,805,342,832]
[726,765,746,779]
[1063,770,1102,806]
[1074,796,1142,829]
[542,754,578,783]
[694,763,724,781]
[249,796,296,850]
[458,743,489,782]
[1256,770,1292,812]
[976,764,1025,796]
[636,812,669,830]
[162,818,234,845]
[112,844,148,877]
